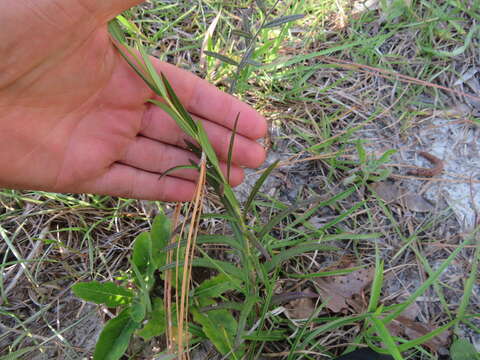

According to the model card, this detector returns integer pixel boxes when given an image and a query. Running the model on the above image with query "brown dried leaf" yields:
[388,316,450,353]
[371,181,401,203]
[371,181,435,213]
[387,300,450,353]
[285,297,316,320]
[314,266,375,313]
[402,192,435,213]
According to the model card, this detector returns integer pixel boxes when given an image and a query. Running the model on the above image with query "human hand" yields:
[0,0,266,201]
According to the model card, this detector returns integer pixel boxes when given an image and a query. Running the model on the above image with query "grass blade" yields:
[227,113,240,184]
[243,160,279,215]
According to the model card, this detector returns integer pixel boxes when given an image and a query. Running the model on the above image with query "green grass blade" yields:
[227,113,240,184]
[369,316,404,360]
[243,160,279,215]
[266,243,339,272]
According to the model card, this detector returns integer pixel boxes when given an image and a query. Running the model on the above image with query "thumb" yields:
[82,0,146,22]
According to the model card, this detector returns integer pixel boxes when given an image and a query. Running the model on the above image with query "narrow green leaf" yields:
[113,44,156,92]
[235,296,258,346]
[242,330,286,341]
[160,73,198,134]
[108,19,126,44]
[72,281,134,307]
[232,29,253,39]
[244,160,279,215]
[148,99,196,138]
[0,346,36,360]
[137,44,166,96]
[383,237,469,324]
[368,260,384,313]
[369,317,404,360]
[204,51,239,66]
[262,14,305,29]
[256,0,268,14]
[138,298,167,340]
[397,319,457,352]
[158,258,246,283]
[450,338,480,360]
[377,149,397,164]
[197,120,224,182]
[244,58,263,67]
[356,140,367,163]
[227,113,240,184]
[93,309,139,360]
[289,266,366,279]
[196,235,243,252]
[159,165,199,182]
[422,25,479,58]
[266,243,339,272]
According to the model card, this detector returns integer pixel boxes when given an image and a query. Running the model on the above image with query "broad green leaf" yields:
[150,214,171,269]
[194,274,236,298]
[132,232,152,274]
[72,281,134,307]
[450,338,480,360]
[262,14,305,29]
[191,306,239,356]
[131,232,154,289]
[130,295,147,323]
[93,309,139,360]
[138,298,167,340]
[204,51,239,66]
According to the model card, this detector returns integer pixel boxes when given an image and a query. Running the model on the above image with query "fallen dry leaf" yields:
[371,181,402,203]
[402,192,435,213]
[314,266,375,313]
[285,297,316,320]
[371,181,435,213]
[388,316,450,353]
[387,300,450,354]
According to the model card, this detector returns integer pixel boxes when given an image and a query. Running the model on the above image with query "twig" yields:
[408,151,444,177]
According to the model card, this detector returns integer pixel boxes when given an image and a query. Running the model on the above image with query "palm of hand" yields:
[0,0,266,201]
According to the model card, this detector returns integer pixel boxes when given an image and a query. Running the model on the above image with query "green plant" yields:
[68,3,478,360]
[73,8,301,358]
[343,140,396,185]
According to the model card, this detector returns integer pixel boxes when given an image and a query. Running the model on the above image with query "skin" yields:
[0,0,267,201]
